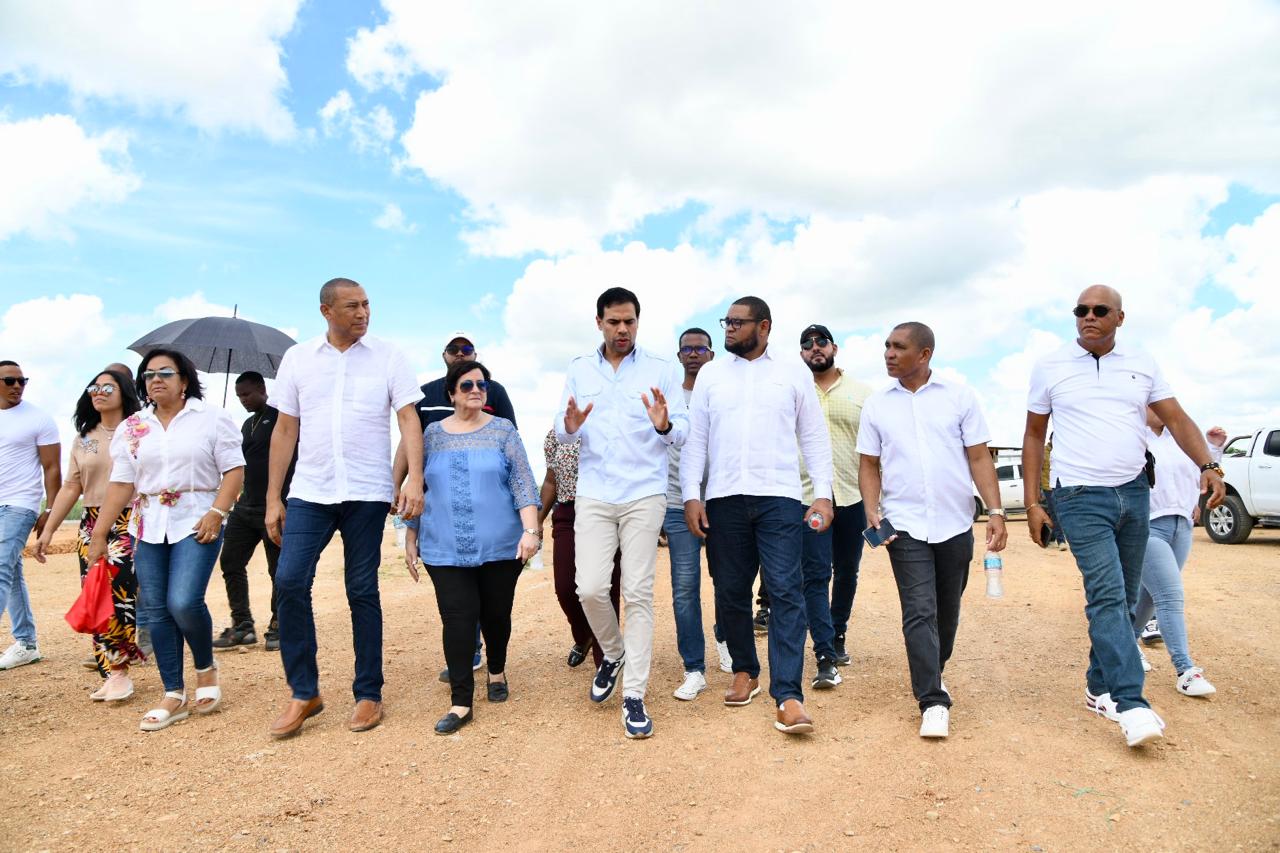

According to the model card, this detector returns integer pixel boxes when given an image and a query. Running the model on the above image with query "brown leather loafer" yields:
[775,698,815,735]
[269,696,324,740]
[724,672,761,706]
[349,699,384,732]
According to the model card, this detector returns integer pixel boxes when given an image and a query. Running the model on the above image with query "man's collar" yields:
[316,333,368,353]
[1072,340,1123,358]
[595,344,639,363]
[890,371,941,394]
[731,344,774,363]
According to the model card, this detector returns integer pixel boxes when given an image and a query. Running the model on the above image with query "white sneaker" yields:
[716,640,732,674]
[1085,688,1120,722]
[0,642,41,670]
[1139,618,1162,644]
[919,705,949,738]
[1177,666,1217,697]
[1138,646,1152,672]
[673,671,708,701]
[1057,541,1068,551]
[1117,707,1165,747]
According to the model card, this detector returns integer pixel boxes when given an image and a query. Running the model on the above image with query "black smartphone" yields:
[1040,523,1053,548]
[863,519,898,548]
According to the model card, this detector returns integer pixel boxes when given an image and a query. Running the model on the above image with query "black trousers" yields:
[217,505,281,628]
[885,529,974,711]
[427,560,523,707]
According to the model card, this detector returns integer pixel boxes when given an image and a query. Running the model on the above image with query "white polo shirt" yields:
[856,374,990,543]
[272,334,421,504]
[1147,426,1200,522]
[1027,342,1173,488]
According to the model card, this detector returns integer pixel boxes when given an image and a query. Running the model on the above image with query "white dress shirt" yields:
[1027,342,1173,488]
[272,334,422,504]
[109,398,245,545]
[1147,427,1200,522]
[681,346,833,504]
[554,345,687,505]
[857,374,990,543]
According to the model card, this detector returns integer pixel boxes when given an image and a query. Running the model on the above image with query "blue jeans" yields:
[275,499,389,702]
[0,506,38,646]
[1041,489,1067,544]
[134,532,224,692]
[706,495,806,706]
[1053,475,1151,712]
[1135,514,1195,673]
[663,505,707,673]
[828,501,867,638]
[800,522,837,661]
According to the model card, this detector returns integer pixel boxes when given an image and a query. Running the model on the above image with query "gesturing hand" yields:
[640,386,670,432]
[564,396,594,434]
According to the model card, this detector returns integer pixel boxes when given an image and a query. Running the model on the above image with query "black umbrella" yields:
[128,306,297,404]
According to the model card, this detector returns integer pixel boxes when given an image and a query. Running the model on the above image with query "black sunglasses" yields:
[458,379,489,392]
[679,345,711,356]
[719,317,760,330]
[801,337,831,350]
[1,376,29,387]
[444,344,476,356]
[1073,304,1112,318]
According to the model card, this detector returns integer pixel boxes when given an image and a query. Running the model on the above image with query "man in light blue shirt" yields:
[555,287,687,739]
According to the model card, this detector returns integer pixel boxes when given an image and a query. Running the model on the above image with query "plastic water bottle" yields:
[806,512,824,530]
[391,514,407,548]
[984,553,1004,598]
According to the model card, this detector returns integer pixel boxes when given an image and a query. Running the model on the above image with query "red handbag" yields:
[65,558,117,634]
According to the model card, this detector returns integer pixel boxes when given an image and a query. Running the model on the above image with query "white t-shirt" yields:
[1027,342,1174,488]
[0,401,61,513]
[1147,427,1200,522]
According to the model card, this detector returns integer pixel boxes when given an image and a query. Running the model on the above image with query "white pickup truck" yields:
[1206,427,1280,544]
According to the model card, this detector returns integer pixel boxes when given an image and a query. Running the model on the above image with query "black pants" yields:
[427,560,523,707]
[217,505,281,628]
[886,529,973,711]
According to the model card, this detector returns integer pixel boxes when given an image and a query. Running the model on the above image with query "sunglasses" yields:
[86,383,117,396]
[801,337,832,350]
[444,344,476,356]
[679,345,711,356]
[458,379,489,393]
[1,376,29,387]
[1073,304,1113,318]
[719,317,760,330]
[141,369,179,382]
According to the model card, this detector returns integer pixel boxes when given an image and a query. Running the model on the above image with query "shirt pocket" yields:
[348,375,388,414]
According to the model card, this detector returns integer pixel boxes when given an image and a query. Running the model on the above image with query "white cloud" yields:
[351,1,1280,256]
[0,0,302,140]
[0,115,139,240]
[154,291,237,322]
[319,89,397,153]
[373,202,416,234]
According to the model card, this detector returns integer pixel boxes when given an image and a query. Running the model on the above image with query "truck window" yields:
[1265,431,1280,457]
[1223,436,1251,458]
[996,464,1017,481]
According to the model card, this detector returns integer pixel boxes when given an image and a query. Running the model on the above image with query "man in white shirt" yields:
[555,287,687,739]
[265,279,425,740]
[0,361,61,671]
[681,297,834,736]
[1022,285,1224,748]
[857,322,1006,739]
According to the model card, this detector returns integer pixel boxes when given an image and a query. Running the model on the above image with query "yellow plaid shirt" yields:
[802,370,874,506]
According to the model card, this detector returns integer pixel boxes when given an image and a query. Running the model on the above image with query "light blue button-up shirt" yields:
[554,345,687,505]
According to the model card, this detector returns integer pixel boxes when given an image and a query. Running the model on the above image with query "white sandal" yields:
[93,672,134,702]
[194,662,221,715]
[140,691,188,731]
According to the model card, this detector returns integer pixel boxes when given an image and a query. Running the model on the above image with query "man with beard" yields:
[681,297,834,735]
[797,325,874,688]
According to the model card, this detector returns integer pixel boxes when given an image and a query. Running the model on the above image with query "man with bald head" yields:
[1022,285,1225,749]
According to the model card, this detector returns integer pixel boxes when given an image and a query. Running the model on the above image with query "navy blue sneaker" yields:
[622,696,653,739]
[590,655,625,703]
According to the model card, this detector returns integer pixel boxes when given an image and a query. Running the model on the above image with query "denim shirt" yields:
[407,418,540,567]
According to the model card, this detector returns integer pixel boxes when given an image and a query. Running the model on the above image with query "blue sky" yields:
[3,2,1279,464]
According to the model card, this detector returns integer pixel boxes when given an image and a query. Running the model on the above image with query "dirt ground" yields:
[2,520,1278,852]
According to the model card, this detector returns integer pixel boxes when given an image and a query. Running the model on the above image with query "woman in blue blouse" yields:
[405,360,541,734]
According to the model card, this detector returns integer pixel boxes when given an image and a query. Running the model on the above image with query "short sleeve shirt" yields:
[67,423,117,508]
[543,428,580,504]
[0,401,61,513]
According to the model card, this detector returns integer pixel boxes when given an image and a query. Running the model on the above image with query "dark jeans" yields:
[706,495,806,706]
[886,529,973,711]
[1053,475,1151,712]
[551,501,620,667]
[134,531,224,693]
[800,524,837,661]
[427,560,523,707]
[275,498,389,702]
[1041,489,1067,544]
[828,501,867,637]
[217,504,281,628]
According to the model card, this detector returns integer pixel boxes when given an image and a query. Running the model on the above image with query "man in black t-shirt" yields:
[214,372,296,651]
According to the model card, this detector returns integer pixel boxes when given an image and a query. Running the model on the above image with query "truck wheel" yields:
[973,497,984,522]
[1206,495,1254,544]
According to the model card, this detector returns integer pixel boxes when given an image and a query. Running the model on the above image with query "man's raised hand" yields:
[564,396,593,434]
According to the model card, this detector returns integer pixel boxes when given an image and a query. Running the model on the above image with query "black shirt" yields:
[414,376,518,431]
[239,405,294,509]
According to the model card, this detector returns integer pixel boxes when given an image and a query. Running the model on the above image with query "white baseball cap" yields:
[445,331,476,348]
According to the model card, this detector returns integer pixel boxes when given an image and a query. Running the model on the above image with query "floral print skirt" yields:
[76,506,145,674]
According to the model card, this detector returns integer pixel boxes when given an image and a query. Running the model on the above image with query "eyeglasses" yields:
[141,369,179,382]
[1,376,29,387]
[444,344,476,356]
[86,383,117,396]
[678,345,711,356]
[1073,304,1112,319]
[719,317,760,330]
[800,337,831,350]
[458,379,489,392]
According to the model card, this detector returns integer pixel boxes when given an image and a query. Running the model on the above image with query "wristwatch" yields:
[1200,462,1224,475]
[522,528,540,536]
[986,508,1006,517]
[654,422,673,436]
[210,506,231,521]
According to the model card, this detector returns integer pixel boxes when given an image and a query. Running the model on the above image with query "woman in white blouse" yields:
[88,350,244,732]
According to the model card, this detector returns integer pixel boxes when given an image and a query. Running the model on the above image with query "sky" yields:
[2,1,1279,476]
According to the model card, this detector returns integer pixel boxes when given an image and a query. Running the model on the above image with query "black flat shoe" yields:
[487,677,509,703]
[567,644,587,668]
[434,709,473,734]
